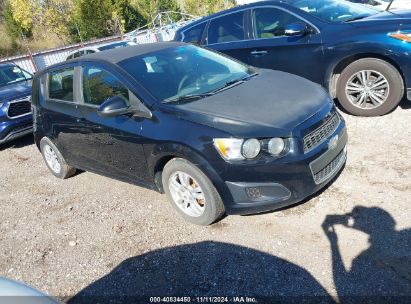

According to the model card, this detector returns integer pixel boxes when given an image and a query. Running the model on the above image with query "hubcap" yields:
[168,171,205,217]
[345,70,389,109]
[43,144,61,174]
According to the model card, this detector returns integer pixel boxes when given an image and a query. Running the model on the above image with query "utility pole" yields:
[20,30,38,72]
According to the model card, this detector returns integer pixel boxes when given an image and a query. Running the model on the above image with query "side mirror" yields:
[284,22,310,37]
[98,96,152,119]
[98,96,133,117]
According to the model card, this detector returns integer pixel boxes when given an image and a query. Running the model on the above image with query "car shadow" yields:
[68,241,335,304]
[399,96,411,110]
[0,134,34,151]
[68,205,410,303]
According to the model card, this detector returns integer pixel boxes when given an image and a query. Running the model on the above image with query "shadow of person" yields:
[322,206,411,303]
[69,241,334,304]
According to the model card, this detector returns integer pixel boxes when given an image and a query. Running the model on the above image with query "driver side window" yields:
[253,8,302,39]
[82,67,129,106]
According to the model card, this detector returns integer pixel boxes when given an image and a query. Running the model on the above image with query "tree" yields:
[8,0,34,32]
[132,0,181,24]
[114,0,146,32]
[3,0,32,39]
[40,0,75,40]
[182,0,236,16]
[71,0,115,40]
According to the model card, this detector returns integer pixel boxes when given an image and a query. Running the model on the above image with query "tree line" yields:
[0,0,235,57]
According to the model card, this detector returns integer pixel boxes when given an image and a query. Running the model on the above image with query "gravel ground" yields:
[0,102,410,303]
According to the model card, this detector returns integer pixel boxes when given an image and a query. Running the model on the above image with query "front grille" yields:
[313,148,346,184]
[7,99,32,118]
[303,113,340,153]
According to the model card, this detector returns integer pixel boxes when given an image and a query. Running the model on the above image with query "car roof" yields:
[39,41,187,75]
[0,63,15,68]
[77,41,187,64]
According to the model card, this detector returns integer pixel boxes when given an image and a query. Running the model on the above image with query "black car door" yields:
[75,64,150,184]
[203,10,253,65]
[41,65,87,166]
[246,6,324,84]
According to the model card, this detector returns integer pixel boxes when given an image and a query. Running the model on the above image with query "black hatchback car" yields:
[32,42,347,225]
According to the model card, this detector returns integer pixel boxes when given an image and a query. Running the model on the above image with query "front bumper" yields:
[0,115,33,144]
[222,126,347,215]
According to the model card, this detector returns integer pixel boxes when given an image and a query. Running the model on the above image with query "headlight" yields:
[242,138,261,159]
[389,31,411,43]
[214,137,287,161]
[268,138,285,156]
[213,138,244,161]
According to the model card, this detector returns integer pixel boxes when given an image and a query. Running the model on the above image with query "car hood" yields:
[0,81,32,102]
[357,10,411,23]
[175,69,332,137]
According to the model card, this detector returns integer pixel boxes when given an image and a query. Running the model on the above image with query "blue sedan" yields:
[174,0,411,116]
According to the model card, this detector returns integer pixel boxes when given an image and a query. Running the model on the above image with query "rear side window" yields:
[252,8,302,39]
[207,12,245,45]
[48,68,74,102]
[182,23,206,44]
[82,67,129,106]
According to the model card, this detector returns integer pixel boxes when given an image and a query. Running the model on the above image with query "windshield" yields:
[0,65,32,88]
[119,45,252,103]
[287,0,378,23]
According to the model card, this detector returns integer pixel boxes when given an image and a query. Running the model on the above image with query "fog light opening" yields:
[246,187,262,199]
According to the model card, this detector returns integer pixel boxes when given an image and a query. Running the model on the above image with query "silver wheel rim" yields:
[345,70,389,109]
[168,171,206,218]
[44,144,61,174]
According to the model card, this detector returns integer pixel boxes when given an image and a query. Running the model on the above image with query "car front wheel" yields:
[40,137,76,179]
[162,158,225,226]
[336,58,404,116]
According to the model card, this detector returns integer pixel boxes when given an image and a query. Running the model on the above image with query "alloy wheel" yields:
[168,171,206,217]
[43,144,61,174]
[345,70,390,109]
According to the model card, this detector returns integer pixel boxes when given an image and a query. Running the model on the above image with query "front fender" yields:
[146,142,234,205]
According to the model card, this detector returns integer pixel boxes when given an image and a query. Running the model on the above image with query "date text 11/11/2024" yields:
[149,296,257,303]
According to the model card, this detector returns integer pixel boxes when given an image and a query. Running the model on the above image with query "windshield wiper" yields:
[163,93,213,104]
[343,15,369,22]
[210,73,259,94]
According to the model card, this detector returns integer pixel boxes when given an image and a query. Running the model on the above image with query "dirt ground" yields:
[0,102,410,303]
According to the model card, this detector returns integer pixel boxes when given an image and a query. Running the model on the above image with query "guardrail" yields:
[0,35,123,74]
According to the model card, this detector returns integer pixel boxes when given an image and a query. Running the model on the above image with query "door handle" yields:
[251,50,268,56]
[76,118,86,123]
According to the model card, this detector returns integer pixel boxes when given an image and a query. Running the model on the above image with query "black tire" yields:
[40,137,76,179]
[162,158,225,226]
[336,58,404,116]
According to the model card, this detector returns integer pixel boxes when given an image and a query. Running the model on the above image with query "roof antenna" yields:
[386,0,395,11]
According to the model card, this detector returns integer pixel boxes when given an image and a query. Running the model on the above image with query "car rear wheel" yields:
[336,58,404,116]
[40,137,76,179]
[162,158,225,226]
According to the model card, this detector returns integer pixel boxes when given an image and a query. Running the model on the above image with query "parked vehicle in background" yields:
[174,0,411,116]
[65,41,136,60]
[0,277,59,304]
[0,64,33,144]
[349,0,411,10]
[32,42,347,225]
